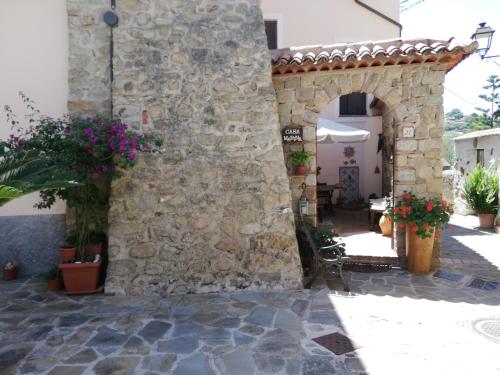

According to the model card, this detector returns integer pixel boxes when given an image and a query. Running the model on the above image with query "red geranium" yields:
[402,193,412,201]
[387,192,453,239]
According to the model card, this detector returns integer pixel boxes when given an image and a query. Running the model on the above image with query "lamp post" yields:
[471,22,499,59]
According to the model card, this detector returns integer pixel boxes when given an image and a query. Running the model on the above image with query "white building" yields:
[453,128,500,214]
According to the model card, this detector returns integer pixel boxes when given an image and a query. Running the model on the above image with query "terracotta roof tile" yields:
[270,38,477,75]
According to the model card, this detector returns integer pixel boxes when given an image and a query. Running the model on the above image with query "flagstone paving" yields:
[0,217,499,375]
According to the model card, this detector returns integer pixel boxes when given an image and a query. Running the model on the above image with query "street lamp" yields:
[471,22,499,59]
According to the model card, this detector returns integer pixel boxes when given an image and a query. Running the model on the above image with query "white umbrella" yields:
[316,117,370,143]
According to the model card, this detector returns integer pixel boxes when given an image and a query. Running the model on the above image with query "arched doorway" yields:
[315,93,396,261]
[270,37,476,267]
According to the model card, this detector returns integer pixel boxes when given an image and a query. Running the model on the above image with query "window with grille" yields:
[477,149,484,166]
[339,93,367,116]
[264,20,278,50]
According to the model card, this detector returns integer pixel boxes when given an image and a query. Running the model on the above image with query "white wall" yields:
[454,135,500,214]
[261,0,400,48]
[317,100,383,201]
[0,0,68,216]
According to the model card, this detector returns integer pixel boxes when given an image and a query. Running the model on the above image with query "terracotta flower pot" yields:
[47,278,61,291]
[405,226,435,275]
[379,214,393,237]
[295,166,307,175]
[58,261,101,294]
[59,245,77,262]
[478,213,496,229]
[3,267,18,281]
[86,243,103,256]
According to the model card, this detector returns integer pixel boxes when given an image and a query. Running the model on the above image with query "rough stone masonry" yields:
[67,0,303,295]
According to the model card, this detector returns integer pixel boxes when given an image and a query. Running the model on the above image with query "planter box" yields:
[59,261,101,294]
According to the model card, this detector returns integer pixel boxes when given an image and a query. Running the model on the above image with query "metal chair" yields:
[299,216,351,291]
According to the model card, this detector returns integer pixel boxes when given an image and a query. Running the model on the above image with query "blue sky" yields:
[401,0,500,115]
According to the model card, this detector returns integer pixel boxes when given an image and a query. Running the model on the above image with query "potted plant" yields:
[47,117,160,294]
[3,261,18,281]
[463,165,499,229]
[387,192,452,274]
[3,96,162,293]
[289,149,312,175]
[45,267,62,291]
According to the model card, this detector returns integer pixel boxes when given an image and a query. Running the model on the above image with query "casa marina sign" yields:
[282,126,303,143]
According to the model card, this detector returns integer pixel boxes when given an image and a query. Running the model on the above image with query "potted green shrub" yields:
[463,165,499,228]
[289,149,312,175]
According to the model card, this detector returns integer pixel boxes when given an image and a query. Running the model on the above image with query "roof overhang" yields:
[453,128,500,141]
[271,38,477,75]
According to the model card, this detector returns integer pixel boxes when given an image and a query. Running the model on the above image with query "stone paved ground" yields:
[1,215,499,375]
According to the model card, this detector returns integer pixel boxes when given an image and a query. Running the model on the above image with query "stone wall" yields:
[272,64,446,266]
[68,0,302,295]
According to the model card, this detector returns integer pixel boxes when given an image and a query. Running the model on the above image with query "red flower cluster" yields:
[387,192,453,239]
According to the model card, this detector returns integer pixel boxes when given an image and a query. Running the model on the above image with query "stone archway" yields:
[272,63,450,265]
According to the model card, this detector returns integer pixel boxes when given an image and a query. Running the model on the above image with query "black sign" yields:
[282,127,303,143]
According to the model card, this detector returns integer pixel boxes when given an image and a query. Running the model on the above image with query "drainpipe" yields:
[354,0,402,37]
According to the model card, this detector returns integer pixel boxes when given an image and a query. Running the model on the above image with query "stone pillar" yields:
[66,0,302,295]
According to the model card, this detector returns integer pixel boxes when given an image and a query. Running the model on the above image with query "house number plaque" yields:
[282,127,303,143]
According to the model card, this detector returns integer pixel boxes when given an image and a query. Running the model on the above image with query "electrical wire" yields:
[444,86,483,109]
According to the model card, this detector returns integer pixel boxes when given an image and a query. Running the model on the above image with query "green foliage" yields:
[44,267,61,280]
[477,75,500,129]
[463,164,499,214]
[0,151,78,206]
[205,117,217,126]
[445,108,464,121]
[387,192,453,239]
[3,93,162,258]
[288,149,311,167]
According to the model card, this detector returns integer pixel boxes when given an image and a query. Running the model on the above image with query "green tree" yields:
[445,108,464,121]
[464,112,491,131]
[478,75,500,128]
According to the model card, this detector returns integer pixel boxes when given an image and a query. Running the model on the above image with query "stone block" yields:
[300,75,315,88]
[419,139,441,152]
[396,140,418,152]
[351,73,364,92]
[422,70,445,85]
[284,76,301,89]
[130,243,157,258]
[291,102,305,116]
[297,87,315,102]
[215,238,244,252]
[302,126,316,141]
[395,169,416,182]
[276,89,295,104]
[429,127,443,138]
[305,174,316,186]
[303,111,318,125]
